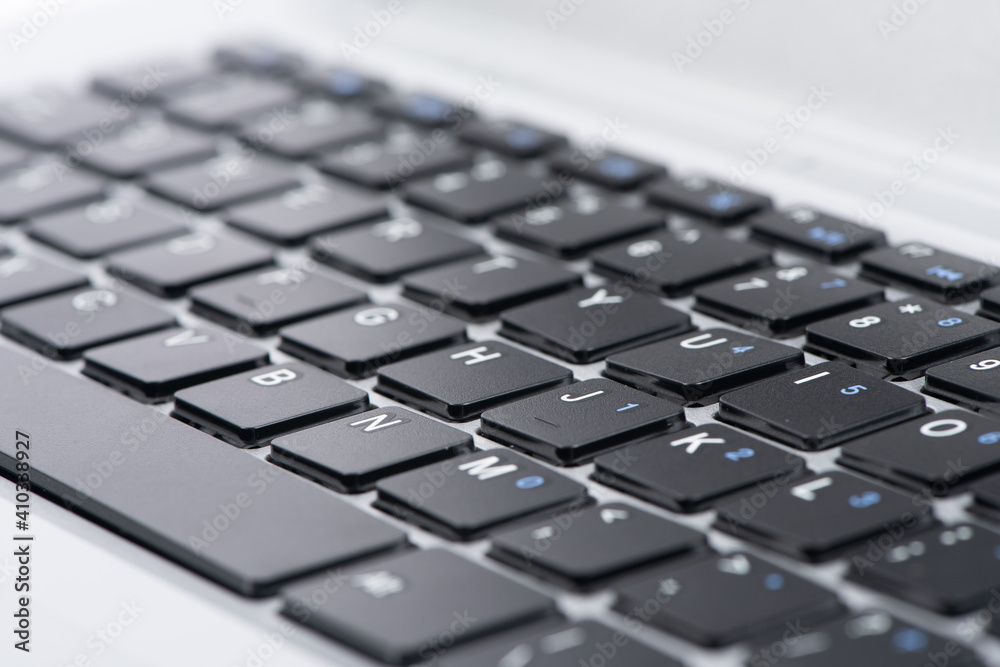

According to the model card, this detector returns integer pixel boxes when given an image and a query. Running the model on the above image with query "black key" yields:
[402,255,581,321]
[144,153,299,210]
[494,196,665,259]
[189,267,365,336]
[81,118,218,178]
[0,160,106,224]
[172,362,369,447]
[593,424,806,513]
[319,132,475,189]
[0,345,405,597]
[862,242,1000,303]
[805,298,1000,379]
[458,119,567,158]
[214,43,306,76]
[374,92,472,128]
[91,61,213,101]
[0,90,120,147]
[979,284,1000,322]
[605,328,805,405]
[614,552,842,646]
[925,351,1000,414]
[715,471,934,561]
[481,378,685,465]
[107,232,272,298]
[500,286,692,364]
[240,100,384,158]
[270,407,473,493]
[282,549,555,665]
[969,475,1000,524]
[28,197,186,258]
[591,228,773,297]
[82,326,269,402]
[375,449,589,540]
[718,362,927,450]
[311,217,482,283]
[693,264,885,337]
[279,301,467,378]
[296,67,389,101]
[0,136,29,172]
[840,411,1000,496]
[0,255,89,308]
[0,287,174,359]
[549,149,666,190]
[489,502,705,589]
[646,175,772,223]
[163,77,299,130]
[376,341,573,421]
[749,206,886,263]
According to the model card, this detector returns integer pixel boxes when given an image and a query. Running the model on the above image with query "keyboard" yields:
[2,42,1000,666]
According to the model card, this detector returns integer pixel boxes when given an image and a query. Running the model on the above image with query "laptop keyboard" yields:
[1,42,999,666]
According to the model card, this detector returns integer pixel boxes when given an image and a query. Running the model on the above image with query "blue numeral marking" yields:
[731,346,754,354]
[848,491,881,508]
[724,448,755,461]
[926,265,964,282]
[938,317,963,327]
[980,432,1000,445]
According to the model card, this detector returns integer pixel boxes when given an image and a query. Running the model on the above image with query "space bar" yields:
[0,346,406,597]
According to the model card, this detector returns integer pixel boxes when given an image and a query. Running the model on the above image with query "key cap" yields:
[296,67,389,100]
[0,160,106,224]
[402,255,581,321]
[311,217,482,283]
[282,549,556,665]
[593,424,807,513]
[214,42,306,76]
[405,160,556,223]
[279,301,467,378]
[0,345,405,597]
[715,471,934,561]
[458,119,567,158]
[749,206,887,263]
[0,136,29,172]
[0,287,174,359]
[239,99,384,158]
[591,227,773,297]
[319,132,475,189]
[481,378,685,465]
[82,326,269,402]
[646,174,772,223]
[805,299,1000,379]
[861,243,1000,303]
[978,284,1000,322]
[376,341,573,421]
[494,196,665,259]
[549,149,666,190]
[614,552,842,646]
[374,92,472,128]
[375,449,590,540]
[91,61,213,101]
[144,153,299,210]
[840,411,1000,496]
[0,255,89,308]
[173,362,369,447]
[107,232,273,298]
[693,264,885,337]
[605,328,805,405]
[270,407,474,493]
[718,362,927,450]
[924,351,1000,414]
[163,77,299,130]
[190,267,365,336]
[28,197,186,258]
[969,475,1000,525]
[489,502,705,589]
[0,90,121,147]
[81,117,218,178]
[500,286,692,363]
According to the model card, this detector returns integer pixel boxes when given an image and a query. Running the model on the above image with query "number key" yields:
[861,243,1000,303]
[749,206,886,263]
[924,351,1000,414]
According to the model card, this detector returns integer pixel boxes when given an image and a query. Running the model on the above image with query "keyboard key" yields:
[82,326,269,402]
[978,284,1000,322]
[279,301,467,378]
[0,90,120,147]
[214,42,306,76]
[489,502,705,589]
[749,206,887,263]
[861,243,1000,303]
[0,255,89,308]
[840,411,1000,496]
[925,351,1000,414]
[189,267,366,335]
[0,136,29,172]
[593,424,807,513]
[107,232,272,298]
[91,61,213,101]
[282,549,555,664]
[805,299,1000,379]
[969,475,1000,524]
[500,286,693,363]
[591,227,772,298]
[311,217,482,283]
[481,378,685,465]
[0,160,106,224]
[549,149,666,190]
[163,76,299,130]
[81,118,217,178]
[646,174,772,223]
[296,67,389,101]
[614,552,842,646]
[715,471,934,561]
[402,255,581,321]
[28,197,186,258]
[458,119,567,158]
[239,100,384,158]
[375,449,589,540]
[718,362,927,450]
[144,153,299,210]
[693,264,885,337]
[270,407,473,493]
[374,92,472,128]
[605,328,805,405]
[1,287,174,359]
[376,341,573,421]
[173,362,369,447]
[319,132,475,189]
